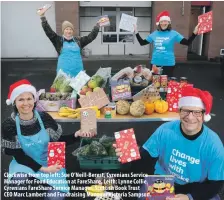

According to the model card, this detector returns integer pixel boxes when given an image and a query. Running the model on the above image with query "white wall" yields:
[1,1,57,58]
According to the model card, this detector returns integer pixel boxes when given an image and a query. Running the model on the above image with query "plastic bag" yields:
[111,67,134,81]
[72,144,91,157]
[89,141,108,156]
[99,135,115,149]
[69,71,91,93]
[93,67,112,88]
[51,69,73,93]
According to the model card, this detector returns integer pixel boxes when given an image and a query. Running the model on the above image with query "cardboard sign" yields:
[78,88,110,109]
[48,142,65,168]
[114,128,141,164]
[119,13,138,32]
[132,84,160,103]
[198,11,213,35]
[80,108,97,134]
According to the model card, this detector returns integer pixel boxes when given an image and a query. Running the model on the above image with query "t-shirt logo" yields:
[168,149,200,183]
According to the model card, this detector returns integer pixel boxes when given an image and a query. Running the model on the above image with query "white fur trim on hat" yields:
[204,114,211,122]
[7,84,37,105]
[159,16,171,22]
[178,96,205,109]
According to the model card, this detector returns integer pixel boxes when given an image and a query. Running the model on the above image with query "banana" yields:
[67,113,78,118]
[59,107,71,113]
[58,112,71,117]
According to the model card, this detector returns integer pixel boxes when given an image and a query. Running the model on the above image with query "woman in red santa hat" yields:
[134,10,200,77]
[114,87,224,200]
[2,79,96,199]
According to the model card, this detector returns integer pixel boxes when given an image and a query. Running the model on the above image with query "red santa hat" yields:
[156,10,171,25]
[6,79,37,105]
[178,87,213,122]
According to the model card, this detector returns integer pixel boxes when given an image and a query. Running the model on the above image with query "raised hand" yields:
[74,129,97,138]
[37,4,52,16]
[193,23,201,35]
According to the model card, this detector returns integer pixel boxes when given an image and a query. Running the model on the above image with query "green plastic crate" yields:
[77,138,122,170]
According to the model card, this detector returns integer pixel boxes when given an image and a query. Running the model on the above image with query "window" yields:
[135,7,151,17]
[80,7,101,17]
[102,7,134,44]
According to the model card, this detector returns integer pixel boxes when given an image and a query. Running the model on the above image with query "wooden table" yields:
[48,112,179,122]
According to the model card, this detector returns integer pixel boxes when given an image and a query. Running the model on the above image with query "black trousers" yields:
[150,65,175,77]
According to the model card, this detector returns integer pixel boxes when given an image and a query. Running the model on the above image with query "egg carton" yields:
[94,192,122,200]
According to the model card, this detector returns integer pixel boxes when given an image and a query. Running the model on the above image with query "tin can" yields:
[104,102,116,118]
[170,77,177,81]
[160,75,168,88]
[105,110,112,118]
[152,75,160,88]
[180,77,188,84]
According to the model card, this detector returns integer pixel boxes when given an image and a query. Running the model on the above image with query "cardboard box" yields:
[78,88,110,109]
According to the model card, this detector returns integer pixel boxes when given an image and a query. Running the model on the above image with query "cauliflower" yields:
[130,100,145,117]
[116,100,130,115]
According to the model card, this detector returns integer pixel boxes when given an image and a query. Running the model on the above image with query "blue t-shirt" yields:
[146,30,184,66]
[143,120,224,185]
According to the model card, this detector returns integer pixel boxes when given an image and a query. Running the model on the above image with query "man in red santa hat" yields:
[115,87,224,200]
[134,10,201,77]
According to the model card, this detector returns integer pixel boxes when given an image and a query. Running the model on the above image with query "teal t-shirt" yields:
[143,120,224,185]
[146,30,184,66]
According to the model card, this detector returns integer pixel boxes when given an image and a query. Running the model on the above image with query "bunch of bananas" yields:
[58,106,100,118]
[58,107,79,118]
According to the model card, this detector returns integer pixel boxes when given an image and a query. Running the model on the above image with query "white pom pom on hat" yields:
[204,114,211,122]
[178,87,213,122]
[6,79,37,106]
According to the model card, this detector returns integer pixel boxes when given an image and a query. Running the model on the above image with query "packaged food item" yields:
[160,75,168,88]
[152,65,163,75]
[37,4,51,16]
[104,109,112,119]
[169,77,177,81]
[103,103,116,118]
[98,15,110,27]
[110,79,132,101]
[152,75,161,88]
[180,77,188,84]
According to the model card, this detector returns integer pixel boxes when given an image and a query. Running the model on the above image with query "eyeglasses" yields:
[180,109,205,117]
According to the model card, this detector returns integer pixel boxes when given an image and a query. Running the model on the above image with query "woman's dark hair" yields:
[157,24,172,31]
[13,102,37,113]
